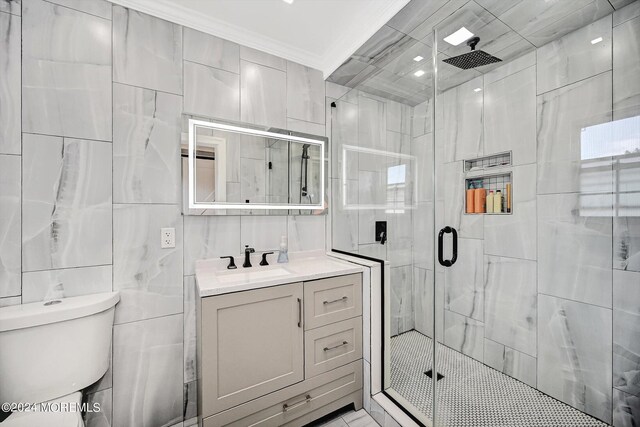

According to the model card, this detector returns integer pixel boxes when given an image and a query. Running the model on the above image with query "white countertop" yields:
[195,250,364,297]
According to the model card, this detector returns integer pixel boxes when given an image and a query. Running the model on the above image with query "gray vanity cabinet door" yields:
[201,282,304,417]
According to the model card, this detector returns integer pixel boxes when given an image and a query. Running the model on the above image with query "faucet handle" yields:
[260,252,274,266]
[245,245,255,253]
[220,256,237,269]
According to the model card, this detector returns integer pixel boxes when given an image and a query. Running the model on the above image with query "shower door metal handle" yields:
[438,226,458,267]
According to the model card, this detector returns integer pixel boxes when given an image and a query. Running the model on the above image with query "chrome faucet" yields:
[243,245,255,268]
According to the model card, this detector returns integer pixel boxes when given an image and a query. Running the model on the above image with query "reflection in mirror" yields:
[181,118,326,214]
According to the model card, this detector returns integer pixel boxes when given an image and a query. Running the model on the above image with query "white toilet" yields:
[0,292,119,426]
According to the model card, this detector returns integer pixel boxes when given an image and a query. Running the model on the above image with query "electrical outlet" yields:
[161,228,175,249]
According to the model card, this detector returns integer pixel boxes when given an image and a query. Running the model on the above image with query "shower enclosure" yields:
[329,0,640,425]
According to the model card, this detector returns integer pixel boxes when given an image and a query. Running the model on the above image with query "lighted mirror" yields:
[181,117,327,215]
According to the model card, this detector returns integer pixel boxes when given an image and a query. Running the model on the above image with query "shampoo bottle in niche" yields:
[486,191,494,213]
[494,190,502,213]
[277,235,289,263]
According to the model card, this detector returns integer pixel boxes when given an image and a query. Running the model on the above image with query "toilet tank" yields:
[0,292,119,405]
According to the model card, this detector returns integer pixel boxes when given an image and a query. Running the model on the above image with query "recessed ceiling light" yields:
[413,56,424,62]
[282,0,294,4]
[443,27,474,46]
[591,37,603,44]
[414,70,425,77]
[473,87,482,92]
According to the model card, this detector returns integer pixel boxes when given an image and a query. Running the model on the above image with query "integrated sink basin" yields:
[195,250,364,297]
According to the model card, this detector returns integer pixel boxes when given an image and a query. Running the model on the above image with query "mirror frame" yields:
[187,118,326,211]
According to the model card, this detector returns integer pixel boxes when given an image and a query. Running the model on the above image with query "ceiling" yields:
[327,0,635,105]
[108,0,410,78]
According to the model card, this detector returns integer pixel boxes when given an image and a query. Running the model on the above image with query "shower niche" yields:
[181,115,328,215]
[463,152,513,215]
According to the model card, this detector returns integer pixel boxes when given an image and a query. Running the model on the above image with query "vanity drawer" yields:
[305,317,362,378]
[203,360,362,427]
[304,273,362,329]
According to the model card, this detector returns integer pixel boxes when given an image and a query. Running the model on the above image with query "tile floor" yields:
[309,408,381,427]
[389,330,610,427]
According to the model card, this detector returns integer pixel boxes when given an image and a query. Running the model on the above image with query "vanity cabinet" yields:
[200,282,304,415]
[198,273,363,426]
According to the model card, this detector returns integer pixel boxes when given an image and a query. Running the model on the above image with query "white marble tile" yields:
[0,0,20,15]
[489,0,613,48]
[537,72,613,194]
[537,15,612,95]
[331,178,359,252]
[343,409,379,427]
[537,294,612,423]
[113,314,183,427]
[22,265,112,303]
[412,202,434,271]
[287,215,325,252]
[183,216,240,275]
[613,388,640,427]
[286,118,325,136]
[483,339,536,387]
[0,155,20,297]
[538,192,613,308]
[411,98,432,138]
[240,215,287,253]
[113,204,182,324]
[484,66,536,165]
[286,61,324,124]
[484,255,537,356]
[240,157,266,203]
[325,82,350,100]
[369,398,386,426]
[239,45,286,71]
[614,0,640,25]
[613,15,640,120]
[390,265,414,336]
[413,267,444,341]
[358,243,387,261]
[445,238,484,322]
[614,217,640,272]
[47,0,111,19]
[183,276,196,384]
[0,11,20,155]
[444,309,484,362]
[183,27,239,73]
[439,76,483,163]
[22,134,112,271]
[113,84,182,204]
[22,0,111,141]
[0,296,20,307]
[331,100,359,180]
[84,388,112,427]
[183,60,239,121]
[240,60,286,128]
[613,269,640,397]
[484,164,537,260]
[183,381,197,423]
[113,5,182,94]
[358,95,386,151]
[387,209,412,267]
[484,51,536,85]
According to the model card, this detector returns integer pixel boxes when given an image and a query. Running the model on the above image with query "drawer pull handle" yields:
[323,296,347,305]
[324,340,348,352]
[297,298,302,328]
[282,394,311,412]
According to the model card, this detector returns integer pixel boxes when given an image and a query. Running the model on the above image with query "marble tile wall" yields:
[4,1,327,426]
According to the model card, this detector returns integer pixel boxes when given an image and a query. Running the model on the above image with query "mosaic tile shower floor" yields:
[389,331,609,427]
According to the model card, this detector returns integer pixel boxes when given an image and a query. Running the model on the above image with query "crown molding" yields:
[107,0,409,79]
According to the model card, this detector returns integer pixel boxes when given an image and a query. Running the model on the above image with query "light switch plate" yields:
[161,228,175,249]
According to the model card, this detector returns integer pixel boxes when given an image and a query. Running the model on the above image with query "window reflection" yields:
[580,115,640,216]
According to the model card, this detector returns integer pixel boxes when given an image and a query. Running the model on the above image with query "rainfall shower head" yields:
[442,37,502,70]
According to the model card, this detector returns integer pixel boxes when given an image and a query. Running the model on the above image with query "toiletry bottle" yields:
[486,191,494,213]
[277,235,289,263]
[506,183,512,213]
[474,188,486,214]
[466,186,475,214]
[494,190,502,213]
